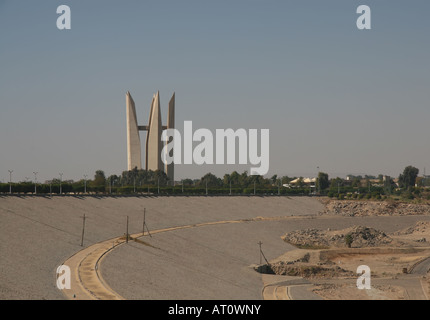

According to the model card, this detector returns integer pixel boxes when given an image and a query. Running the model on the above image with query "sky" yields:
[0,0,429,182]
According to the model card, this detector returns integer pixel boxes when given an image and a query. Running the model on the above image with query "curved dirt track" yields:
[60,236,126,300]
[60,216,301,300]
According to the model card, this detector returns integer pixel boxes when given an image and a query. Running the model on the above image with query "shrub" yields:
[345,234,353,248]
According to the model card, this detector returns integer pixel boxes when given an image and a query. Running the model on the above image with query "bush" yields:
[403,191,414,200]
[345,234,353,248]
[373,194,381,200]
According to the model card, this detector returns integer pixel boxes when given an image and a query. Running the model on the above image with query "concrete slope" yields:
[0,195,323,299]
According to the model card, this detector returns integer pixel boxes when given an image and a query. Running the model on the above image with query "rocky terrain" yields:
[321,200,430,217]
[269,263,353,278]
[281,225,393,249]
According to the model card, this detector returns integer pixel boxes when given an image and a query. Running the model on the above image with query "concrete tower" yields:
[165,92,175,181]
[126,91,142,170]
[126,91,175,181]
[145,91,164,172]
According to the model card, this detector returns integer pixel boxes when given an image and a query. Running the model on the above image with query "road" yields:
[411,256,430,276]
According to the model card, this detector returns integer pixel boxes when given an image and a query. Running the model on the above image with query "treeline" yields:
[0,169,299,195]
[0,182,308,196]
[322,165,430,201]
[1,165,428,198]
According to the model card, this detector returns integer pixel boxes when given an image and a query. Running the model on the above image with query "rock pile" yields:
[345,226,392,247]
[282,229,335,248]
[322,200,430,217]
[268,263,353,278]
[282,226,393,248]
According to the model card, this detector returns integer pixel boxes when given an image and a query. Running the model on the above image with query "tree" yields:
[107,174,120,186]
[93,170,106,187]
[271,174,278,184]
[280,176,292,185]
[199,173,222,187]
[297,177,305,188]
[399,166,419,189]
[351,178,361,188]
[153,170,169,186]
[345,234,353,248]
[330,177,343,193]
[316,172,329,191]
[239,171,249,186]
[229,171,240,186]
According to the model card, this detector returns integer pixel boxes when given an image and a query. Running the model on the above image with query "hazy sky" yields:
[0,0,429,182]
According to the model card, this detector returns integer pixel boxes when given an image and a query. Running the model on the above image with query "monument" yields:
[126,91,175,181]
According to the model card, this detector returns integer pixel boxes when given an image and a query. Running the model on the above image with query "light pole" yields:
[33,172,38,194]
[84,174,88,194]
[59,173,63,195]
[317,166,320,194]
[8,170,13,194]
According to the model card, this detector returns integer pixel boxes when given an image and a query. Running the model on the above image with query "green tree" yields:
[351,178,361,188]
[199,172,222,187]
[153,170,169,186]
[271,174,278,184]
[399,166,419,189]
[316,172,329,191]
[345,234,353,248]
[239,171,249,186]
[93,170,106,187]
[229,171,240,186]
